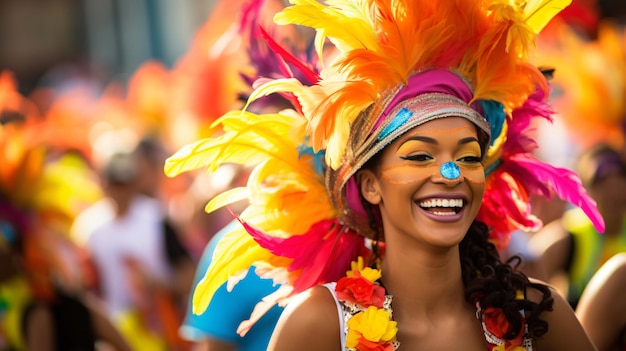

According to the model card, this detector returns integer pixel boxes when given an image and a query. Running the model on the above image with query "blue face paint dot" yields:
[440,161,460,180]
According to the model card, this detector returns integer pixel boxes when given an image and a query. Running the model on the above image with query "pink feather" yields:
[507,154,605,233]
[239,218,371,294]
[479,170,541,248]
[258,26,320,85]
[479,84,606,250]
[504,88,554,155]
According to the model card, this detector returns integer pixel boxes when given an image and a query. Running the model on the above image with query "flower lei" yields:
[335,257,399,351]
[476,294,533,351]
[335,258,532,351]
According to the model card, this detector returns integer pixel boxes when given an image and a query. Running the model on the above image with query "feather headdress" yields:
[165,0,604,335]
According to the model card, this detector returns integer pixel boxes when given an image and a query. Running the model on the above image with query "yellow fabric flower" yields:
[346,257,382,283]
[346,306,397,348]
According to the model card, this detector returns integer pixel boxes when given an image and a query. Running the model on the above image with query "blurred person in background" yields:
[576,252,626,351]
[499,195,566,282]
[133,137,169,199]
[132,137,197,301]
[530,143,626,308]
[576,253,626,351]
[0,211,132,351]
[83,151,193,351]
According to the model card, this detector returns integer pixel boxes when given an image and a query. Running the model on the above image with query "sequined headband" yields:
[326,69,491,237]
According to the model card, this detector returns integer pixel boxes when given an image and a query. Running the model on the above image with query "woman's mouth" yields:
[418,198,463,215]
[417,197,466,222]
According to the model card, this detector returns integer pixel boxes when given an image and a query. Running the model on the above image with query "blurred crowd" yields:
[1,0,626,350]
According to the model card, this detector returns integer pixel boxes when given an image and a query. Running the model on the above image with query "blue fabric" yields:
[479,100,505,147]
[180,221,284,350]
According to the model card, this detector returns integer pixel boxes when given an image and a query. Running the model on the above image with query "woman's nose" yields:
[432,161,464,186]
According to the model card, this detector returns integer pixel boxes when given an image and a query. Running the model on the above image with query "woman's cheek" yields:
[381,164,437,184]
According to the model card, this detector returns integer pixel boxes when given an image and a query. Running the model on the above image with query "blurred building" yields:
[0,0,217,95]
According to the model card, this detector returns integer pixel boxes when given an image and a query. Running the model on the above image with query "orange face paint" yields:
[381,125,485,185]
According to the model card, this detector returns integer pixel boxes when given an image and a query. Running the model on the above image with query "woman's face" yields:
[359,117,486,248]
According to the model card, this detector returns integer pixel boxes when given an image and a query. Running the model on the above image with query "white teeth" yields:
[418,198,464,208]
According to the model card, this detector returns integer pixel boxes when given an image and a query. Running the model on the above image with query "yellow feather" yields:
[522,0,572,33]
[192,227,274,315]
[192,151,335,314]
[275,0,379,53]
[164,111,299,177]
[245,78,327,127]
[247,159,335,234]
[169,99,337,315]
[205,186,250,214]
[245,78,306,111]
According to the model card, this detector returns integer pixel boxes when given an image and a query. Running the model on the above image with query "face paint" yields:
[440,161,460,180]
[380,125,485,185]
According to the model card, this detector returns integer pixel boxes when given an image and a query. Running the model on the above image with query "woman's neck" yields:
[380,244,467,316]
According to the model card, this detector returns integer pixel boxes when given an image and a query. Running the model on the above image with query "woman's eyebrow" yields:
[403,135,437,144]
[459,136,479,145]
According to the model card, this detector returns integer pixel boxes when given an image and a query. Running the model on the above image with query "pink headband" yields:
[371,69,482,132]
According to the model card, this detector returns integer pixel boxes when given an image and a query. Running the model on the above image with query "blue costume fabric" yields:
[180,221,284,350]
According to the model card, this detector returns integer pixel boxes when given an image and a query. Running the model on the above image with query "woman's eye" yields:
[400,154,432,162]
[458,155,482,163]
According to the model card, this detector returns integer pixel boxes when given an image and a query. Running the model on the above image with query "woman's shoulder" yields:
[576,253,626,351]
[524,277,552,303]
[525,278,597,351]
[283,285,340,325]
[268,285,341,351]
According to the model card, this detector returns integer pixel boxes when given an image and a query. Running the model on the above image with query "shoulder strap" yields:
[321,283,347,350]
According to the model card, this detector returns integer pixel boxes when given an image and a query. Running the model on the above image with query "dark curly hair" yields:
[461,220,554,340]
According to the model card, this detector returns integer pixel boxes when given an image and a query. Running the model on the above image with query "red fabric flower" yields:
[335,271,386,308]
[356,336,394,351]
[483,307,524,347]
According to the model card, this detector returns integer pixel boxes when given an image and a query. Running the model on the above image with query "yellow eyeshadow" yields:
[458,144,481,157]
[396,142,423,156]
[396,126,478,155]
[396,125,475,146]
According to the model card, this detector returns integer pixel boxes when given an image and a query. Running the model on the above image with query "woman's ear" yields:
[357,169,382,205]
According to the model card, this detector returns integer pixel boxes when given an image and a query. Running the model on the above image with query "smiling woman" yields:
[164,0,604,350]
